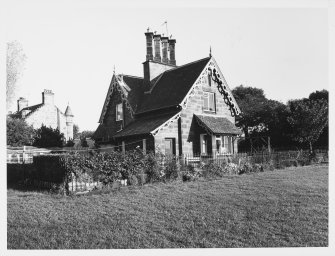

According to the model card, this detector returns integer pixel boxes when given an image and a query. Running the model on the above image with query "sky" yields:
[4,0,329,131]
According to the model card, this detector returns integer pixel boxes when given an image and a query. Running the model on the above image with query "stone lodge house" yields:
[10,89,74,142]
[93,31,242,156]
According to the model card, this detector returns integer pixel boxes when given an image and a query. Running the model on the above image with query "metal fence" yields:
[183,149,328,167]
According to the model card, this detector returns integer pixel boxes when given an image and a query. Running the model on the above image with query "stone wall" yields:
[154,76,237,155]
[25,105,71,141]
[154,118,180,155]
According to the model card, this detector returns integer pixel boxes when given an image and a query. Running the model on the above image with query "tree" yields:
[7,117,35,146]
[73,124,80,139]
[33,125,65,148]
[232,85,269,137]
[80,130,95,139]
[309,90,328,149]
[309,89,328,101]
[80,137,89,147]
[287,98,328,152]
[6,41,27,111]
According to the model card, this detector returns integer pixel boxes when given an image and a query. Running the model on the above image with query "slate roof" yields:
[113,111,179,138]
[137,57,211,113]
[195,114,242,135]
[93,124,115,139]
[65,105,73,116]
[13,103,44,118]
[121,75,145,112]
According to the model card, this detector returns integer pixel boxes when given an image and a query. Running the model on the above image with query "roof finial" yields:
[147,27,150,32]
[209,46,212,57]
[113,65,115,74]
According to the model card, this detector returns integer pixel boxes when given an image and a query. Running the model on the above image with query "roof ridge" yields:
[163,56,211,74]
[21,103,43,111]
[120,74,144,79]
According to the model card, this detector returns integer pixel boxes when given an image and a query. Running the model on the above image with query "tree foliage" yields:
[33,125,65,148]
[73,124,80,139]
[287,98,328,151]
[232,85,268,136]
[7,117,35,146]
[231,86,328,151]
[6,41,27,111]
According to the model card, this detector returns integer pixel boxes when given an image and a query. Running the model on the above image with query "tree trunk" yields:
[309,141,313,153]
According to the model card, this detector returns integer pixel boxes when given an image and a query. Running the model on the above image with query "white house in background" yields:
[10,89,74,141]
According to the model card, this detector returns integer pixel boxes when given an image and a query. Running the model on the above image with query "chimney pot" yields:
[168,39,176,66]
[161,37,169,64]
[42,89,54,105]
[145,32,154,61]
[17,97,28,112]
[153,34,162,62]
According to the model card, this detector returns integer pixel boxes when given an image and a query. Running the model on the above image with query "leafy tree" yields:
[80,130,95,139]
[73,124,80,139]
[309,89,328,101]
[7,117,35,146]
[80,137,89,147]
[287,98,328,152]
[232,85,269,137]
[33,125,65,148]
[6,41,27,111]
[309,90,328,149]
[65,139,75,147]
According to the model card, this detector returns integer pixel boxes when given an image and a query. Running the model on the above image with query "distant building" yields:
[10,89,74,141]
[93,30,242,156]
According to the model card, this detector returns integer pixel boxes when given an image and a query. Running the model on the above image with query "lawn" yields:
[7,165,328,249]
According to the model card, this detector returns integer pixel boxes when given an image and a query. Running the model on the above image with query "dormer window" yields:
[116,103,123,121]
[203,92,216,112]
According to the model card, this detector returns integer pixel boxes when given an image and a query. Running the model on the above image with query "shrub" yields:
[128,175,138,186]
[201,162,224,178]
[33,125,65,148]
[181,165,201,182]
[144,152,162,182]
[164,156,179,181]
[223,163,239,175]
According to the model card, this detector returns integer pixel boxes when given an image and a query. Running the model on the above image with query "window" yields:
[207,74,212,87]
[116,103,123,121]
[200,134,211,155]
[215,135,222,154]
[203,92,215,112]
[165,138,176,155]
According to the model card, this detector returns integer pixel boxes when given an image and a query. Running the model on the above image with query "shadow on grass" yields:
[7,181,52,193]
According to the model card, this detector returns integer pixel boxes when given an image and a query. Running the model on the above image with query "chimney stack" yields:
[153,34,162,62]
[145,32,154,61]
[168,39,176,65]
[161,37,169,64]
[42,89,54,105]
[17,97,28,112]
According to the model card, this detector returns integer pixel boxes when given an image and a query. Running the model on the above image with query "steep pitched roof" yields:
[65,105,73,116]
[18,103,44,118]
[195,114,242,135]
[121,75,145,112]
[137,57,211,113]
[113,111,179,138]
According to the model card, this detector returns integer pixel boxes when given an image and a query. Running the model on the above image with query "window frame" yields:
[164,138,176,155]
[203,91,216,112]
[116,103,123,121]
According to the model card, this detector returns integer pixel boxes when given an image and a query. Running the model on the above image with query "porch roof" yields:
[195,115,242,135]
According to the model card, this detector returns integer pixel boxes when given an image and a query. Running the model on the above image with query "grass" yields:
[7,165,328,249]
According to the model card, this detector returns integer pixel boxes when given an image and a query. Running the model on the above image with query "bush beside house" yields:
[10,148,326,195]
